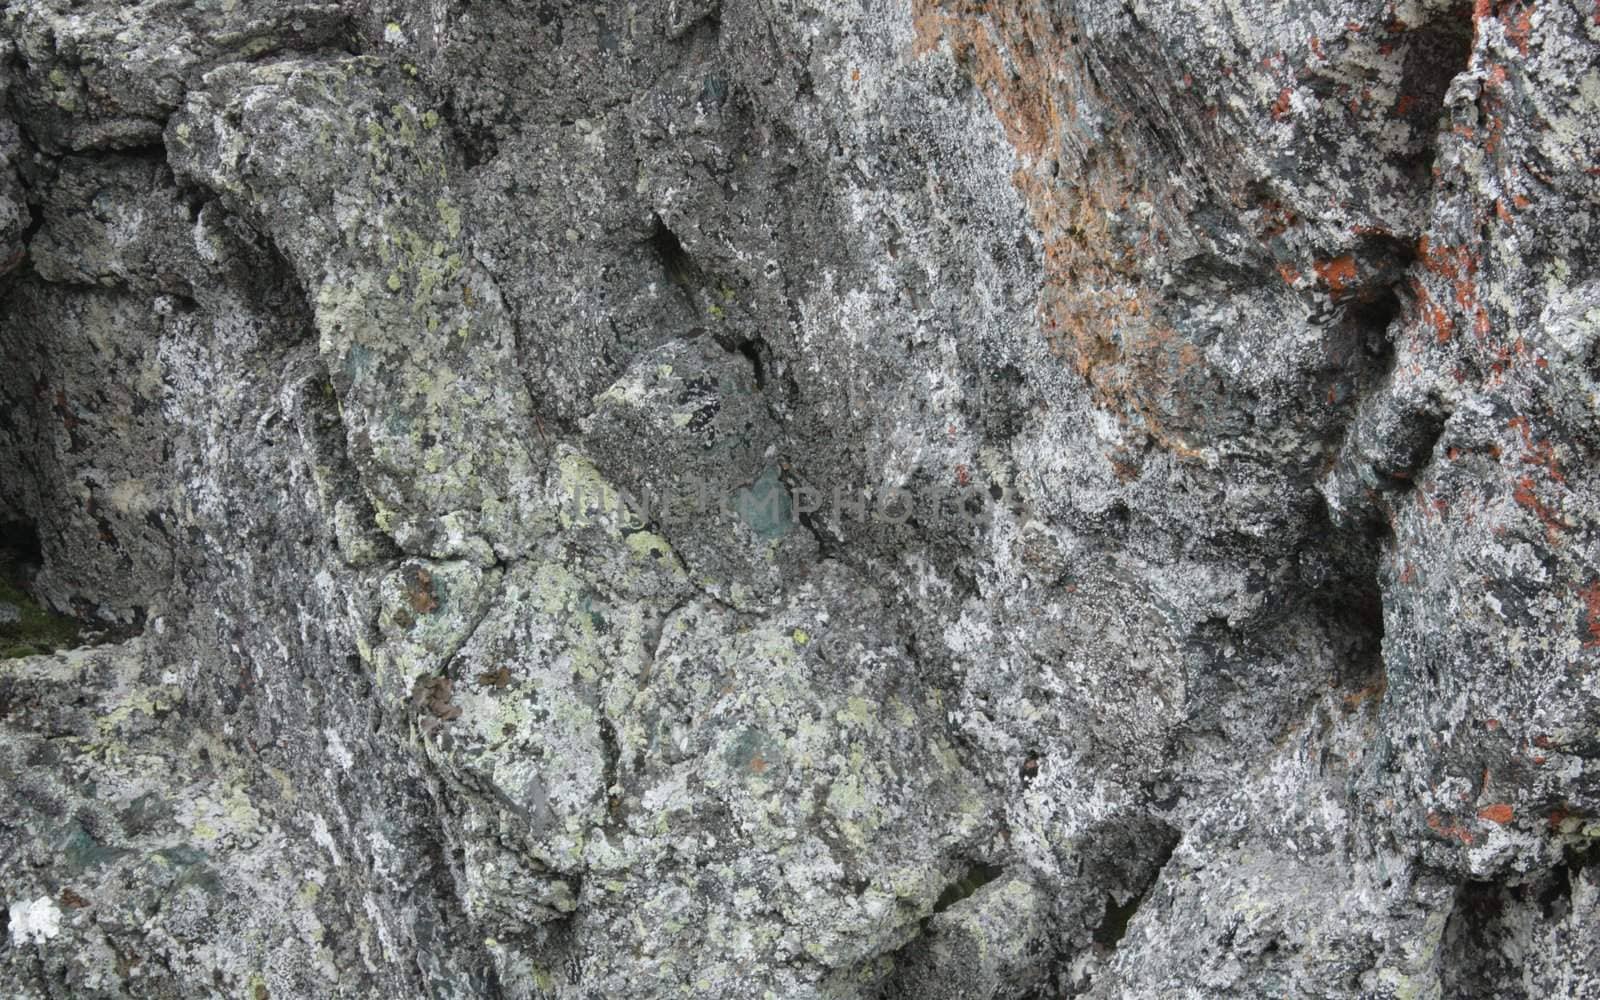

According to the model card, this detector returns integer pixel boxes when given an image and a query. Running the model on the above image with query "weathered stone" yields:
[3,0,1599,997]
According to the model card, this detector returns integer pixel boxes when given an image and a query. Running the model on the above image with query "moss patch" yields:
[0,554,83,659]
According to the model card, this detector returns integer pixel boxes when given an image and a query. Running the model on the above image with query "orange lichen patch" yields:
[1277,262,1302,285]
[1506,414,1532,445]
[1504,3,1535,55]
[1513,476,1565,542]
[1579,581,1600,648]
[1498,416,1572,542]
[1428,811,1476,845]
[1412,281,1457,344]
[1314,256,1359,296]
[1485,114,1507,157]
[1418,238,1481,309]
[1526,437,1563,482]
[1257,200,1299,239]
[1477,802,1515,825]
[1416,238,1492,344]
[1272,86,1295,119]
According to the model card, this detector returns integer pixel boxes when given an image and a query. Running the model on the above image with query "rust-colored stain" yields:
[1579,581,1600,648]
[1477,802,1514,825]
[1341,677,1386,713]
[1108,452,1141,483]
[912,0,1218,460]
[405,567,439,614]
[53,390,80,434]
[477,665,511,688]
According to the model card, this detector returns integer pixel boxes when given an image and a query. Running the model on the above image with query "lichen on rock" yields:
[3,0,1600,997]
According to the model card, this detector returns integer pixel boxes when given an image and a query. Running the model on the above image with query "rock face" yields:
[2,0,1598,997]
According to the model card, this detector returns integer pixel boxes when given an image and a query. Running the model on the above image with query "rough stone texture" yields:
[1,1,1598,997]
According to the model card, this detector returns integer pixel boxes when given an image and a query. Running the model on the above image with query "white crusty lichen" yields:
[7,895,62,946]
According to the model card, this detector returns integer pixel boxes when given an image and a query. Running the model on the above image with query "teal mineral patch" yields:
[734,466,792,541]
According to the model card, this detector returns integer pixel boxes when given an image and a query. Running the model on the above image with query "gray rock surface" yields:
[2,0,1598,997]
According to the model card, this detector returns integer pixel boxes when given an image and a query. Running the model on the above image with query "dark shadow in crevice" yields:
[648,214,701,289]
[736,338,767,390]
[1394,5,1477,185]
[930,860,1006,917]
[0,518,43,569]
[1092,825,1178,949]
[441,92,500,169]
[1440,878,1518,995]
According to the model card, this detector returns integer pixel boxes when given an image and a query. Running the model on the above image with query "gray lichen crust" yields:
[3,1,1600,998]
